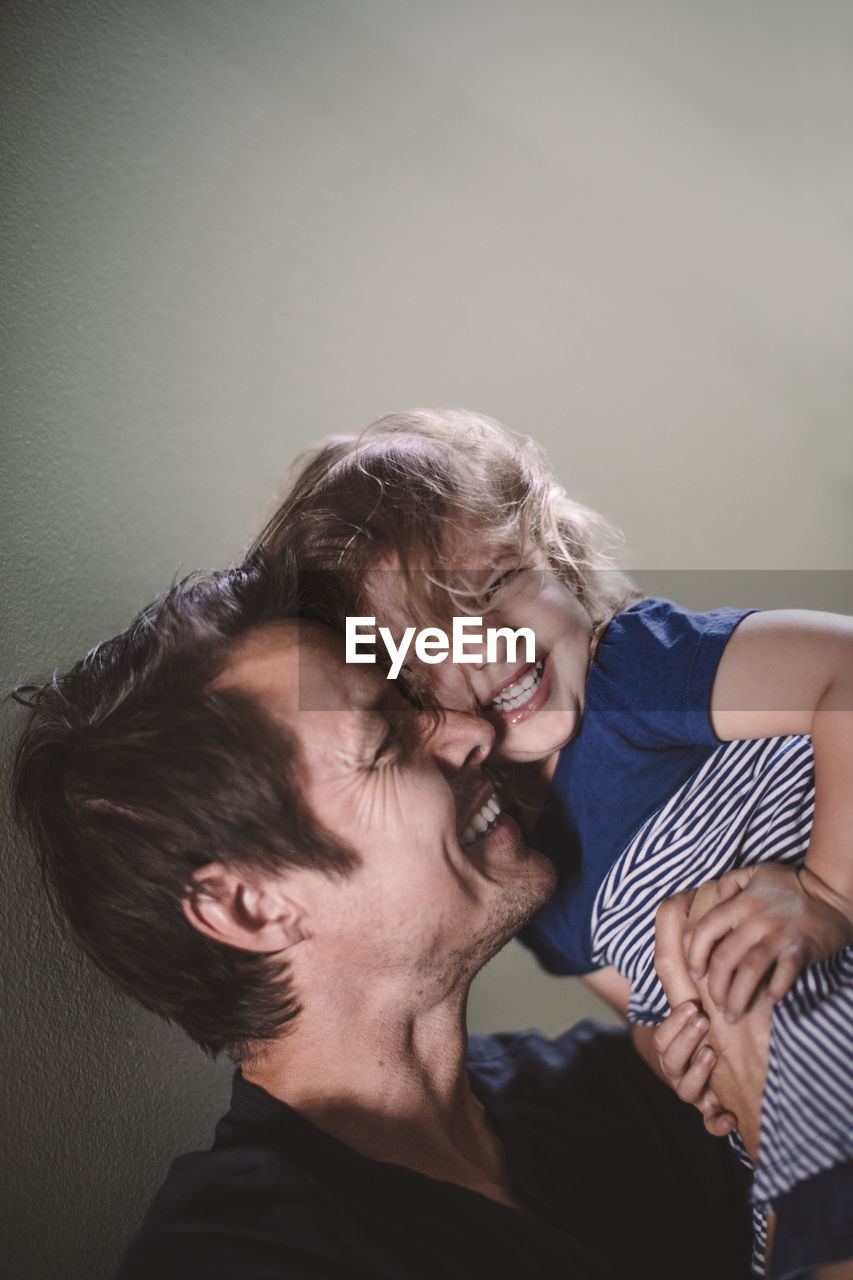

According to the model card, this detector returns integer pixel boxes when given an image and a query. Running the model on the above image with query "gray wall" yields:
[2,2,851,1276]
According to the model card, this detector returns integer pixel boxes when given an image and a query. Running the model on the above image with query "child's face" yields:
[366,542,593,767]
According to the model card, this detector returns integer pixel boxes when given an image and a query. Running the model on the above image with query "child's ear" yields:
[182,863,307,953]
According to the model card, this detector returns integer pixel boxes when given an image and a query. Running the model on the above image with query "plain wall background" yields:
[2,2,851,1276]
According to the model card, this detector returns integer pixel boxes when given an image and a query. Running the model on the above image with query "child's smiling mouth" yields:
[485,656,551,725]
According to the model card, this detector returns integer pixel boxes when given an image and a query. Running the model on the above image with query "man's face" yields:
[216,622,557,994]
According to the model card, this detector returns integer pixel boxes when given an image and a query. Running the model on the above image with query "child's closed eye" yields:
[484,566,528,602]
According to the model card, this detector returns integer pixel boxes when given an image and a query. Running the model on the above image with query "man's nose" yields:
[424,707,494,775]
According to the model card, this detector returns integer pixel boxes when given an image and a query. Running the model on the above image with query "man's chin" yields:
[464,809,540,872]
[480,856,557,958]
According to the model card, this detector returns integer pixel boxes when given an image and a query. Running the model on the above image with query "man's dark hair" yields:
[10,562,351,1060]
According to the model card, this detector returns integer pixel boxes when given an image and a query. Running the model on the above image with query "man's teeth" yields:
[489,659,545,712]
[460,794,502,847]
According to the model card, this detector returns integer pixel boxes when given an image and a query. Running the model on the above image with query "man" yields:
[9,565,839,1278]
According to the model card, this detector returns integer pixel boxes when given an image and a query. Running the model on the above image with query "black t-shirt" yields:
[117,1023,753,1279]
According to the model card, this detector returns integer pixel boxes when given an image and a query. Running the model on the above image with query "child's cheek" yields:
[425,661,477,712]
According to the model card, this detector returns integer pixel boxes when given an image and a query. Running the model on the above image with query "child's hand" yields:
[652,1001,737,1138]
[682,863,853,1021]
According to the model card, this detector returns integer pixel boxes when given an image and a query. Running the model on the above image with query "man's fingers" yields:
[722,941,780,1019]
[659,1013,711,1085]
[661,1030,739,1138]
[654,892,700,1009]
[684,897,744,981]
[713,871,749,907]
[766,941,808,1003]
[702,1099,737,1138]
[672,1046,739,1136]
[652,1001,699,1057]
[685,879,722,924]
[655,1004,707,1071]
[674,1043,716,1104]
[683,869,755,977]
[653,1011,740,1136]
[701,926,768,1013]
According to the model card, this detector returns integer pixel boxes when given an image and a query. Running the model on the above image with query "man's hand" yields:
[655,882,772,1161]
[682,863,853,1021]
[653,882,739,1142]
[652,1000,737,1138]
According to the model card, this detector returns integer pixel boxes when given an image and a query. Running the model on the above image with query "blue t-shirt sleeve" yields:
[590,598,757,748]
[519,597,759,978]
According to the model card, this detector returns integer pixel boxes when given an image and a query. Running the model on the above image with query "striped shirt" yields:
[588,733,853,1270]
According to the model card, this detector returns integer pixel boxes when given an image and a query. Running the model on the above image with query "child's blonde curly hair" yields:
[250,408,638,641]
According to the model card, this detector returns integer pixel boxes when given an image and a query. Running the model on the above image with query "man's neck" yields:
[242,989,519,1209]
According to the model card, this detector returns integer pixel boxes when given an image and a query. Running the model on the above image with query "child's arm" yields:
[684,608,853,1019]
[580,965,631,1017]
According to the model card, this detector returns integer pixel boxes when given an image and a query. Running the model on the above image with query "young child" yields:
[253,408,853,1234]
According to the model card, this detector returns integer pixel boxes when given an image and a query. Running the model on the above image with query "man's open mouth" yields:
[459,792,502,847]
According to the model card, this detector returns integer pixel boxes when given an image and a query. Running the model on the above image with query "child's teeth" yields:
[490,660,544,711]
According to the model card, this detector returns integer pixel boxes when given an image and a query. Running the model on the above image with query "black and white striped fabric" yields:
[759,945,853,1203]
[589,736,814,1025]
[589,734,853,1211]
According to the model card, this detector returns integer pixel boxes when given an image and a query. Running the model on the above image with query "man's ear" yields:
[182,863,308,954]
